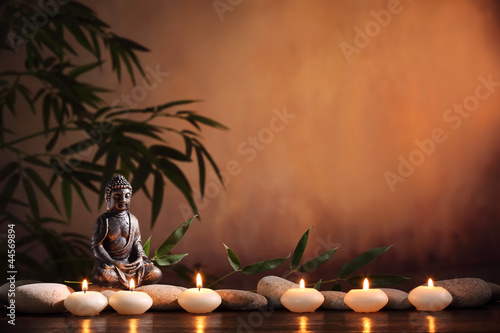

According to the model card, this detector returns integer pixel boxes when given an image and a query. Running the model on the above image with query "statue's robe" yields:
[91,211,155,288]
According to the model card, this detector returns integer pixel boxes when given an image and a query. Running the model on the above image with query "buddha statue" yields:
[91,174,162,289]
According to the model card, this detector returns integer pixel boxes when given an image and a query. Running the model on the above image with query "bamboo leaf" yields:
[242,254,290,275]
[45,128,60,151]
[347,275,410,288]
[65,23,93,53]
[150,145,191,161]
[187,114,229,130]
[25,167,60,213]
[154,215,197,258]
[42,93,51,131]
[23,177,39,220]
[130,157,151,192]
[290,226,312,270]
[298,247,338,273]
[0,173,20,213]
[331,283,342,291]
[0,161,18,182]
[313,279,322,291]
[195,145,206,197]
[68,60,104,78]
[143,236,151,257]
[60,138,98,155]
[338,244,394,278]
[111,34,150,52]
[224,243,241,271]
[194,140,224,186]
[61,178,72,222]
[69,178,92,212]
[23,156,50,168]
[98,150,118,209]
[158,158,197,215]
[155,253,188,266]
[151,170,164,229]
[158,99,199,112]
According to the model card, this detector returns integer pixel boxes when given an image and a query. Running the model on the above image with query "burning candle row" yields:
[64,276,452,316]
[64,273,221,316]
[282,277,452,313]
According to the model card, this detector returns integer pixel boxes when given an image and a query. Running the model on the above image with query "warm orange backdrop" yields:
[4,0,500,289]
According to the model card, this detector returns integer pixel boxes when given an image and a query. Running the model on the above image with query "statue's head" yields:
[105,174,133,212]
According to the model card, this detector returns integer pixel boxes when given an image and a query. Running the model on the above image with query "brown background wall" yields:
[4,0,500,289]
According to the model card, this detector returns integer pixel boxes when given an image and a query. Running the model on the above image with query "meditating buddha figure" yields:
[91,174,162,289]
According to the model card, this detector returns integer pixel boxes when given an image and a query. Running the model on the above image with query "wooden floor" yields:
[1,303,499,332]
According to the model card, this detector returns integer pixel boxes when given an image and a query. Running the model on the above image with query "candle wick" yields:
[84,290,87,294]
[198,286,201,292]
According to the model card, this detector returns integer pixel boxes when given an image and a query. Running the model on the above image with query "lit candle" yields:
[178,273,221,313]
[109,279,153,315]
[344,278,389,313]
[280,279,325,313]
[408,278,452,311]
[64,280,108,316]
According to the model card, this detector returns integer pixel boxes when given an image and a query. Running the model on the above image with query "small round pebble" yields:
[257,276,299,308]
[16,283,74,314]
[320,291,350,310]
[216,289,268,310]
[380,288,412,310]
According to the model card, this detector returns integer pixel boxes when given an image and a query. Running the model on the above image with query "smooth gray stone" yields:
[320,291,350,310]
[16,283,74,314]
[434,278,492,308]
[0,280,41,305]
[136,284,184,310]
[216,289,268,310]
[380,288,412,310]
[257,276,299,308]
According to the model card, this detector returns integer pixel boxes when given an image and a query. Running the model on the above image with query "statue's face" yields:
[107,188,132,212]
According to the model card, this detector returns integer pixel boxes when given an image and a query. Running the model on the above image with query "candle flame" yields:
[129,279,135,291]
[428,278,434,287]
[196,273,202,290]
[82,279,88,293]
[299,279,305,289]
[363,278,369,290]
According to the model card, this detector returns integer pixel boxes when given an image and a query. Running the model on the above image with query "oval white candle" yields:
[178,273,221,314]
[344,278,388,313]
[408,278,452,311]
[64,280,108,316]
[109,279,153,315]
[280,279,324,313]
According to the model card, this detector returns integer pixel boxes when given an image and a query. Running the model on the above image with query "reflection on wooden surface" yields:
[362,317,371,333]
[427,315,436,333]
[1,304,499,332]
[298,315,308,333]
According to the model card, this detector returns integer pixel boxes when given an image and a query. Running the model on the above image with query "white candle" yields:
[344,278,388,313]
[109,279,153,315]
[280,279,325,313]
[408,278,452,311]
[178,273,221,314]
[64,280,108,316]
